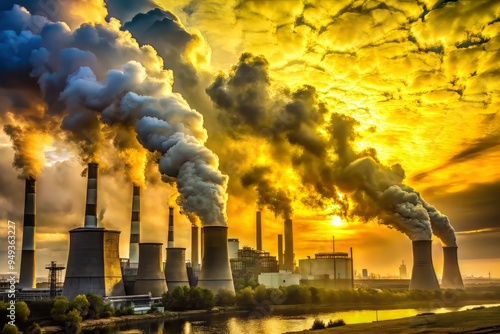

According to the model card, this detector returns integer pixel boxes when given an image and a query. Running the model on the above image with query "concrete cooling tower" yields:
[197,226,234,293]
[63,163,125,299]
[134,243,167,297]
[19,177,36,288]
[165,248,190,291]
[441,246,464,289]
[191,225,199,269]
[409,240,440,290]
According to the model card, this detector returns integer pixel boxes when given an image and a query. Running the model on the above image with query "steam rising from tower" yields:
[129,185,141,264]
[19,177,36,288]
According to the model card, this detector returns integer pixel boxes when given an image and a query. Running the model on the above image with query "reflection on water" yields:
[84,303,500,334]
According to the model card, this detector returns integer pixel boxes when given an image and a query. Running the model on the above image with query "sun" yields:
[330,215,344,227]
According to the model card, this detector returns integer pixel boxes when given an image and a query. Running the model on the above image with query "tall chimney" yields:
[197,226,234,293]
[19,177,36,288]
[409,240,440,290]
[191,225,199,269]
[256,211,262,251]
[332,235,335,253]
[129,185,140,264]
[168,207,174,248]
[284,219,294,271]
[441,246,464,289]
[200,227,204,261]
[277,234,283,268]
[134,243,167,296]
[164,247,190,291]
[84,162,98,228]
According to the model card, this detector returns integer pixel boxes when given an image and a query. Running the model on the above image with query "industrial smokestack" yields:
[332,235,335,253]
[134,243,168,297]
[191,225,199,269]
[256,211,262,251]
[201,227,204,261]
[441,246,464,289]
[19,177,36,288]
[129,185,140,264]
[164,247,190,291]
[84,162,98,228]
[197,226,234,293]
[409,240,440,290]
[168,207,174,248]
[277,234,283,268]
[284,219,294,271]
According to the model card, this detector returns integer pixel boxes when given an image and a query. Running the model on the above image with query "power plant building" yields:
[230,246,279,280]
[298,252,353,289]
[228,238,239,259]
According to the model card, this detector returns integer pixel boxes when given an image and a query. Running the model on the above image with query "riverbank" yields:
[290,305,500,333]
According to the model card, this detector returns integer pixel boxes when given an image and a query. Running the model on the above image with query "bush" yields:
[1,324,18,334]
[50,296,70,322]
[102,303,115,318]
[236,286,255,310]
[70,295,90,318]
[161,286,215,311]
[25,322,42,334]
[64,309,82,334]
[311,318,325,330]
[216,289,236,306]
[327,319,346,328]
[85,293,105,319]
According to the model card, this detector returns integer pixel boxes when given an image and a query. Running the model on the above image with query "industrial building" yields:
[230,246,279,280]
[298,251,354,289]
[258,271,301,288]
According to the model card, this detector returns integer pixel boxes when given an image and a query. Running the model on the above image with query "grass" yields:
[291,306,500,333]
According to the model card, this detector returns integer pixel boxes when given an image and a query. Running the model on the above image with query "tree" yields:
[1,324,18,334]
[198,288,215,310]
[85,293,105,319]
[14,302,30,329]
[236,287,255,310]
[70,295,90,318]
[216,289,236,306]
[64,309,82,334]
[51,296,70,322]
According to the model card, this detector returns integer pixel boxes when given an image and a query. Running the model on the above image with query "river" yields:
[83,303,500,334]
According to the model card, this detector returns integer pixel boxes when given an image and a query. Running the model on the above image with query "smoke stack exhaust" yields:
[134,243,167,296]
[129,185,140,264]
[19,177,36,288]
[256,211,262,251]
[191,225,199,269]
[197,226,234,293]
[165,247,190,291]
[168,207,174,248]
[409,240,440,290]
[84,163,98,228]
[284,219,294,271]
[441,246,464,289]
[277,234,283,268]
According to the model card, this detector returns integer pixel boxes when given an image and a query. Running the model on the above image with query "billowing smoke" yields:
[207,52,457,243]
[0,5,229,226]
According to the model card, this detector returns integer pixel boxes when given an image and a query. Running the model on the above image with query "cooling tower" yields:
[168,207,174,248]
[277,234,283,268]
[134,243,167,296]
[63,228,125,299]
[164,247,190,291]
[191,225,199,269]
[441,246,464,289]
[63,163,125,299]
[19,177,36,288]
[283,219,294,271]
[409,240,440,290]
[84,162,98,228]
[197,226,234,293]
[129,185,141,265]
[256,211,262,251]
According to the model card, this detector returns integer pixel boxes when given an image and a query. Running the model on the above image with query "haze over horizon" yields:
[0,0,499,280]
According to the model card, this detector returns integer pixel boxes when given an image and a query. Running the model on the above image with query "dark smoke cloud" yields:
[208,52,458,244]
[0,5,229,227]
